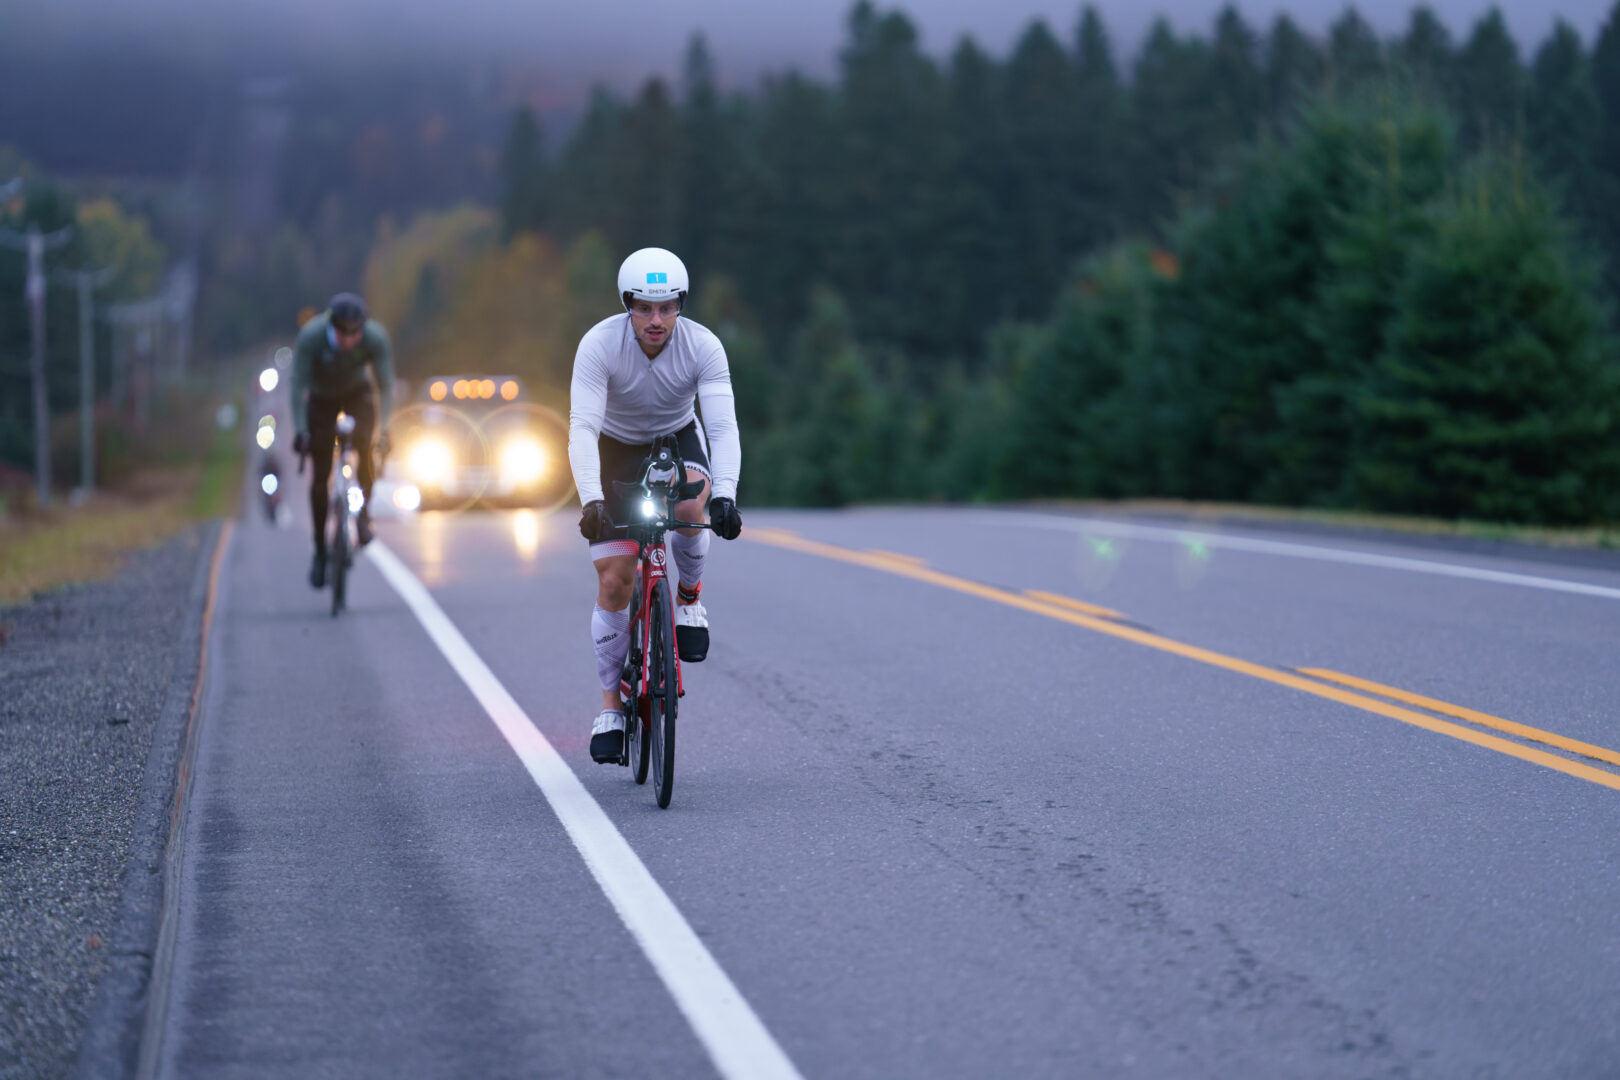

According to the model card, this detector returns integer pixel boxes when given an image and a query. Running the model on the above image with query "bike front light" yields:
[408,438,453,485]
[499,437,545,487]
[347,487,365,514]
[642,498,658,520]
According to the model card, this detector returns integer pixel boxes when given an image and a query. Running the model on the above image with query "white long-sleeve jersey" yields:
[567,313,741,505]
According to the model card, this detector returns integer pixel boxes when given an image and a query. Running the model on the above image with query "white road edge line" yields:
[963,510,1620,602]
[367,541,804,1080]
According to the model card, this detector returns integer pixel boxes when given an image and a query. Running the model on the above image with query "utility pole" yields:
[1,222,75,509]
[105,294,168,432]
[53,264,117,492]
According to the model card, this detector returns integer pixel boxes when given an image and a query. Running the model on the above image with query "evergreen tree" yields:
[677,37,718,272]
[1588,1,1620,291]
[1453,8,1524,150]
[1074,7,1127,243]
[1326,7,1384,90]
[1002,21,1089,313]
[1264,15,1324,128]
[498,106,545,241]
[620,79,683,250]
[833,2,954,352]
[1592,3,1620,171]
[1395,6,1455,100]
[945,37,1015,329]
[739,73,841,332]
[1208,6,1266,147]
[1528,21,1606,226]
[544,88,632,249]
[764,287,899,506]
[1129,18,1216,228]
[1268,93,1453,504]
[1355,167,1620,522]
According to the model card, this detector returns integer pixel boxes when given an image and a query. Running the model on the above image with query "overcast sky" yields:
[11,0,1612,91]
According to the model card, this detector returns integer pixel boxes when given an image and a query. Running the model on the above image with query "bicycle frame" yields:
[618,439,709,707]
[330,414,361,541]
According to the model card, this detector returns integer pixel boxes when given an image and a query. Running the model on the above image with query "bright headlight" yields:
[255,425,275,450]
[408,438,453,484]
[499,438,545,486]
[641,498,658,520]
[259,367,279,393]
[260,473,278,496]
[347,487,365,514]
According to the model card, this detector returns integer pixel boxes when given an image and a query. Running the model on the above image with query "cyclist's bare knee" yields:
[594,554,637,609]
[675,468,710,537]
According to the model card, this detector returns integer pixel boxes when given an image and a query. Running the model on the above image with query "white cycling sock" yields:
[591,603,631,692]
[669,530,709,598]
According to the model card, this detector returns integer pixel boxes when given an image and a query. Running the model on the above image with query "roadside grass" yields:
[0,438,243,607]
[1046,498,1620,552]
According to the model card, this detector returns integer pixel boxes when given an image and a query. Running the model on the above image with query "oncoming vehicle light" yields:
[393,485,422,512]
[261,473,279,496]
[256,425,275,450]
[408,438,453,484]
[259,367,279,393]
[347,487,365,514]
[499,438,545,486]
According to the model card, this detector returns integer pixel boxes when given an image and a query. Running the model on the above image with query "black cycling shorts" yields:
[589,419,711,555]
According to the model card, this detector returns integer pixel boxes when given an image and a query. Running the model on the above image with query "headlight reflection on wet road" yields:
[512,509,542,562]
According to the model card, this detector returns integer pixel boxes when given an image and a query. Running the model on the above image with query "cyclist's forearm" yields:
[698,385,740,500]
[568,423,605,504]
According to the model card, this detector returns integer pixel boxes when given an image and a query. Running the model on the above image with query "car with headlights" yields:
[389,375,566,510]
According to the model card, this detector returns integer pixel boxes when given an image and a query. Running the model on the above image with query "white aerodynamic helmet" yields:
[618,247,690,311]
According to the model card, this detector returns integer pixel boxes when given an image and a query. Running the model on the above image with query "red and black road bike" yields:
[612,435,712,808]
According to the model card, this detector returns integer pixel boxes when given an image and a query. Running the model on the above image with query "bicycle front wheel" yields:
[647,577,678,808]
[330,507,349,617]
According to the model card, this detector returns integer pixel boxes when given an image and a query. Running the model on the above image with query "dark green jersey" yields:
[289,312,395,434]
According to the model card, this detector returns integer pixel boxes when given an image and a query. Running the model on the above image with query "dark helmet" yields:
[329,292,368,333]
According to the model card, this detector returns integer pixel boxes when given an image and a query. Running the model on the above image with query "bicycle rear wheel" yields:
[330,505,348,617]
[647,577,678,808]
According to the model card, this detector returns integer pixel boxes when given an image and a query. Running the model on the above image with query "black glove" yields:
[579,499,614,541]
[375,430,391,461]
[292,431,311,456]
[708,497,742,540]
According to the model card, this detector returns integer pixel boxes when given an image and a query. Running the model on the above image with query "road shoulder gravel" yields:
[0,521,225,1080]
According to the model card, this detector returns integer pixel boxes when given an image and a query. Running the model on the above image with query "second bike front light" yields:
[642,498,659,520]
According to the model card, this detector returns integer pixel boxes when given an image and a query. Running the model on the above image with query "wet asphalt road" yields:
[154,504,1620,1079]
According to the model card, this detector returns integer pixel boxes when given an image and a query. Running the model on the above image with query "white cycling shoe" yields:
[589,709,625,764]
[675,600,709,662]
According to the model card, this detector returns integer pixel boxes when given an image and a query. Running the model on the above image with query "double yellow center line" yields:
[746,526,1620,792]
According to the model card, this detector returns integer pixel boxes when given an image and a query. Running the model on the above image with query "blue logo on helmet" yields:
[646,272,668,284]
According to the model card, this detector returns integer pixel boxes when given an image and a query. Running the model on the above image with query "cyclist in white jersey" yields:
[568,247,743,764]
